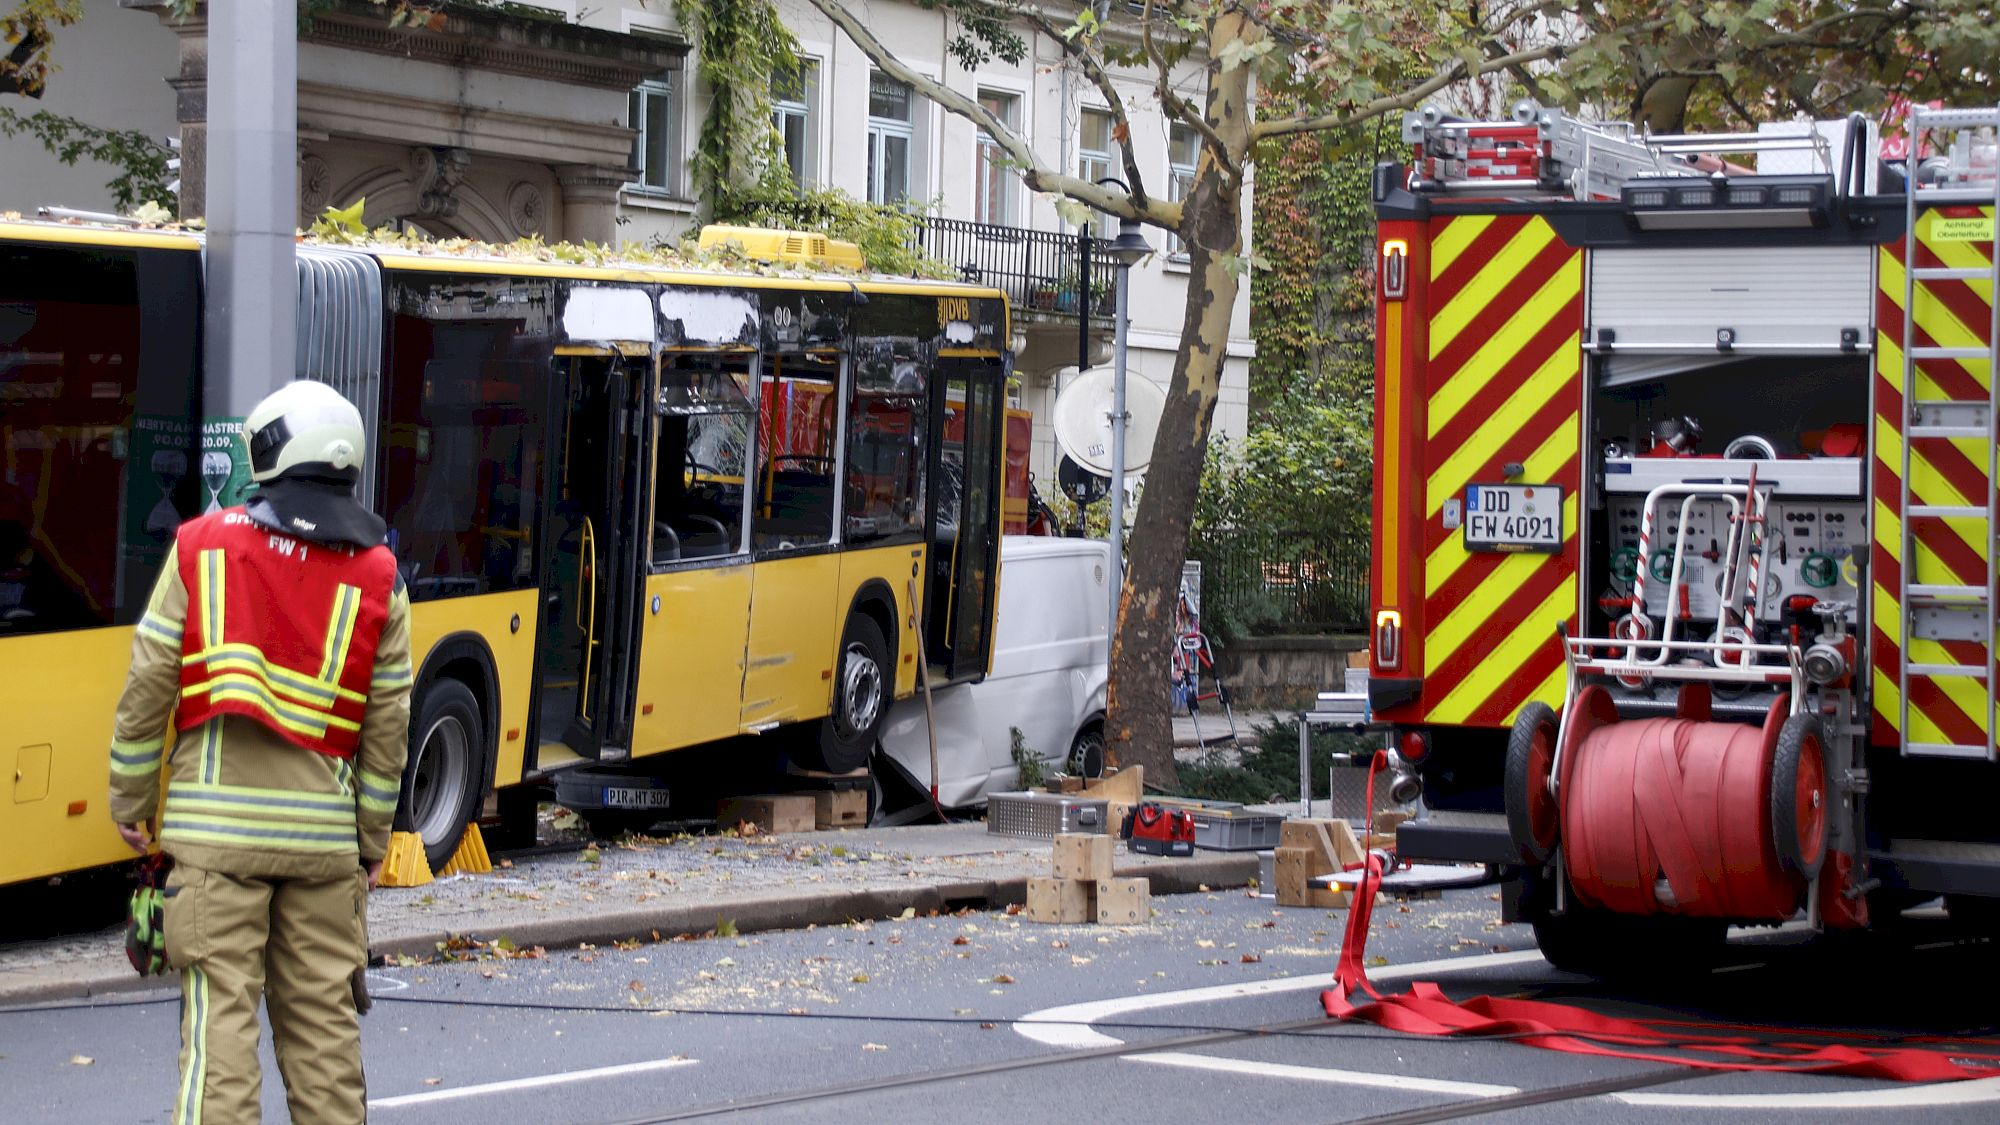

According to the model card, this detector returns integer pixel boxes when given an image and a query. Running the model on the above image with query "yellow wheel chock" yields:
[377,830,433,888]
[438,823,493,876]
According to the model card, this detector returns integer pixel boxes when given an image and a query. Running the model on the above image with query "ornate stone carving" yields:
[507,181,545,237]
[298,153,332,219]
[410,146,471,220]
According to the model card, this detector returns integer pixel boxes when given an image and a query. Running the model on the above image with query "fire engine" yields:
[1368,101,2000,972]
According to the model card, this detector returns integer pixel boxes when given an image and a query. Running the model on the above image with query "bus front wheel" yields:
[402,678,486,870]
[807,614,892,775]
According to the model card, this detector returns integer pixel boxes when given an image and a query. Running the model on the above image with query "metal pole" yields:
[1107,258,1130,649]
[1078,231,1091,375]
[201,0,297,509]
[1298,716,1311,816]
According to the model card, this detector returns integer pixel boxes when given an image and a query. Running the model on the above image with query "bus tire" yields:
[402,678,485,871]
[809,614,892,774]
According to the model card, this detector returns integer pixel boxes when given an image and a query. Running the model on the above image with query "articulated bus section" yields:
[0,220,1011,885]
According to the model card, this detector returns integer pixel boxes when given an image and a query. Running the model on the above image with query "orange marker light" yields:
[67,800,88,816]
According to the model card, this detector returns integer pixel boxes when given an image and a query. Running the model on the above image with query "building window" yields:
[1168,123,1198,259]
[1077,108,1115,237]
[628,67,680,194]
[867,72,917,205]
[772,60,818,189]
[974,90,1018,226]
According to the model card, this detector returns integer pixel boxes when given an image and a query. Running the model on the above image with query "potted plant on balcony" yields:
[1026,279,1059,311]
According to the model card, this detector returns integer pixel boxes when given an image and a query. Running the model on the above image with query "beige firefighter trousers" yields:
[163,864,370,1124]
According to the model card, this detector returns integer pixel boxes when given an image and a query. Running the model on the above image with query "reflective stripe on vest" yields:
[174,509,396,759]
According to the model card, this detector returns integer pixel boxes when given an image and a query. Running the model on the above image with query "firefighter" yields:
[108,380,413,1125]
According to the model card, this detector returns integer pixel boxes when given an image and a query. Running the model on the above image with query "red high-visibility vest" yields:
[174,508,398,759]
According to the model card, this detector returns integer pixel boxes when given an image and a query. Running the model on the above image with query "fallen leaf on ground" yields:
[851,973,870,983]
[951,936,970,946]
[423,1078,441,1086]
[991,974,1015,984]
[896,907,916,920]
[68,1055,93,1066]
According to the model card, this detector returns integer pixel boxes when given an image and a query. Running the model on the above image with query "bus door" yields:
[926,355,1006,682]
[740,350,844,729]
[628,349,757,754]
[537,345,650,761]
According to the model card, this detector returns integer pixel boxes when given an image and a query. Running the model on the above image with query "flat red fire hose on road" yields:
[1319,751,2000,1082]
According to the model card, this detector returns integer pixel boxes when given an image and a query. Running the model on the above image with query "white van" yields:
[878,535,1109,807]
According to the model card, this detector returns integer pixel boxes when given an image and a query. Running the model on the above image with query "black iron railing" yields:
[1188,527,1370,635]
[916,216,1114,320]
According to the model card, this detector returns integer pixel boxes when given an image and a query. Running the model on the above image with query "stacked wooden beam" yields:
[1274,818,1365,908]
[1025,833,1152,925]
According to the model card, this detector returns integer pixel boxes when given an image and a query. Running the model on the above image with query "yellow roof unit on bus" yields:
[696,225,866,271]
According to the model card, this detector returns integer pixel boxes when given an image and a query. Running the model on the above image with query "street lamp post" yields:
[1094,183,1154,650]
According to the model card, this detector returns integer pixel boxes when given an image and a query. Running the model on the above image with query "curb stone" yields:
[0,852,1257,1006]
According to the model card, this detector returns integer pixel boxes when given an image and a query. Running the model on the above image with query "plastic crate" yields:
[987,792,1110,839]
[1153,797,1285,851]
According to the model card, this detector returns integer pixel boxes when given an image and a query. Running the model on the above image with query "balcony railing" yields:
[916,216,1114,319]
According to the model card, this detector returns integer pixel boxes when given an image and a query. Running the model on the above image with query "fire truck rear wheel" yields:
[403,679,485,871]
[1504,702,1560,865]
[1523,873,1725,978]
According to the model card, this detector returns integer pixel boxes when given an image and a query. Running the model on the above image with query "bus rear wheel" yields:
[804,614,892,775]
[403,679,485,871]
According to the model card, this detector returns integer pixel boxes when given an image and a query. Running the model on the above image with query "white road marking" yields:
[368,1057,699,1109]
[1013,949,1545,1049]
[1133,1051,1520,1098]
[1613,1075,2000,1110]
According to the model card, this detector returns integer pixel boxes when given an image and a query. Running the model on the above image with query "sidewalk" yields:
[0,822,1258,1005]
[1172,709,1285,748]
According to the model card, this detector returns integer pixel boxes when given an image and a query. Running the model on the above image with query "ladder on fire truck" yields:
[1405,99,1840,200]
[1897,106,2000,760]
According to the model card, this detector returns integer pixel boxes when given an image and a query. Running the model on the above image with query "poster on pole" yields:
[199,417,250,513]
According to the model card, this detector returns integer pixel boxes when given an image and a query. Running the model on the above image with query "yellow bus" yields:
[0,219,1010,879]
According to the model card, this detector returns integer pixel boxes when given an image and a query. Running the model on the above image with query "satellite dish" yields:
[1052,367,1166,478]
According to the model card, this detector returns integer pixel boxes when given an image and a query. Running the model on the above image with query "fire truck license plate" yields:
[1463,484,1562,553]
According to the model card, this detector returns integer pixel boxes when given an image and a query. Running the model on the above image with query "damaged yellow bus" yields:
[0,219,1009,880]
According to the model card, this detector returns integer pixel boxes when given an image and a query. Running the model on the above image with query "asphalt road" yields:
[5,887,1998,1123]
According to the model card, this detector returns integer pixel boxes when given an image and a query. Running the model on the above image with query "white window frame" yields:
[627,66,683,196]
[973,88,1020,226]
[867,71,919,206]
[1077,107,1116,237]
[772,59,820,190]
[1167,122,1199,261]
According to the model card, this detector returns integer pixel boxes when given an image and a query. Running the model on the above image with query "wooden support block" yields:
[717,794,816,835]
[1373,810,1413,835]
[1105,801,1134,841]
[1095,876,1151,924]
[1054,775,1085,794]
[813,788,867,830]
[1052,833,1115,882]
[1025,876,1096,924]
[1280,818,1366,870]
[1083,765,1143,806]
[1275,848,1350,908]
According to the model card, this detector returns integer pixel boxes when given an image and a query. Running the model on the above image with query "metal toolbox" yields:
[987,792,1109,839]
[1152,797,1286,851]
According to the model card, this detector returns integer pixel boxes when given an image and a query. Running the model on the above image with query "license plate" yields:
[1463,484,1562,553]
[602,786,672,809]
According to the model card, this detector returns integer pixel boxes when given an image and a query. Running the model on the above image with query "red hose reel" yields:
[1508,684,1830,922]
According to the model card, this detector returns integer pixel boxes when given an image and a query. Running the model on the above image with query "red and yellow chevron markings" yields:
[1872,204,1997,749]
[1418,213,1583,727]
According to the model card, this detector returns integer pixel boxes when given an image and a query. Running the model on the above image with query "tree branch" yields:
[1140,0,1240,182]
[803,0,1179,226]
[1017,6,1151,207]
[1253,41,1573,140]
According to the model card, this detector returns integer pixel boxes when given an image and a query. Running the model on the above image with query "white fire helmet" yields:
[243,380,366,484]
